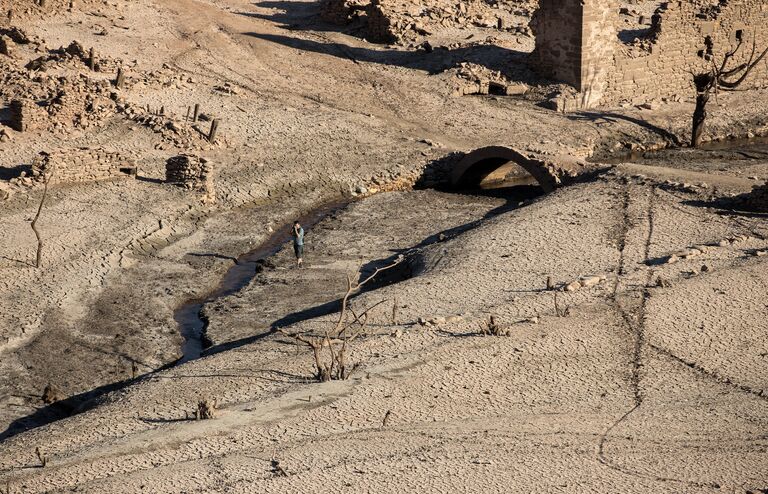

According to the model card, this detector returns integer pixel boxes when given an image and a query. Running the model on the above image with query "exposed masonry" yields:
[9,98,48,132]
[31,148,137,184]
[165,154,216,203]
[532,0,768,109]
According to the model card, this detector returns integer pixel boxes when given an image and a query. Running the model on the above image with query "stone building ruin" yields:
[531,0,768,109]
[31,148,137,184]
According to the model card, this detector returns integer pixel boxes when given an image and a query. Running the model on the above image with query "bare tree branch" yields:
[31,167,55,268]
[333,257,403,334]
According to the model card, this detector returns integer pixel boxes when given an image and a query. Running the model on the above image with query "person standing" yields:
[292,221,304,267]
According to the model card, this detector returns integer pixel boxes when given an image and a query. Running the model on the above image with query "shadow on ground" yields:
[242,28,532,80]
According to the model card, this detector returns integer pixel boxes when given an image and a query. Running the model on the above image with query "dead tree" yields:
[334,256,403,335]
[279,257,403,382]
[692,36,768,148]
[31,167,54,268]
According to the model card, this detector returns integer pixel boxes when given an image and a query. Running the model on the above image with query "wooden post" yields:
[192,104,200,123]
[88,47,96,71]
[185,106,191,121]
[208,119,219,142]
[497,18,504,30]
[391,296,398,325]
[159,106,165,116]
[115,67,125,89]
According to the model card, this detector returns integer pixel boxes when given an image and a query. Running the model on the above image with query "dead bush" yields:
[196,397,217,419]
[655,276,672,288]
[479,315,510,336]
[35,447,47,468]
[271,458,288,477]
[30,166,54,268]
[553,292,571,317]
[279,258,403,382]
[41,383,62,404]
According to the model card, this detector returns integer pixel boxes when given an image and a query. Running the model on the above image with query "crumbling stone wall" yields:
[602,0,768,106]
[31,147,137,184]
[530,0,619,108]
[166,154,216,203]
[530,0,585,90]
[532,0,768,108]
[8,98,48,132]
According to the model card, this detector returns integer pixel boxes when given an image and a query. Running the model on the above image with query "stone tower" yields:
[531,0,619,108]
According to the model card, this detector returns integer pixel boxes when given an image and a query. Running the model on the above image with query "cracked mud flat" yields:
[1,0,768,491]
[2,169,768,493]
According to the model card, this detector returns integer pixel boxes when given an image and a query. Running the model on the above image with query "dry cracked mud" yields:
[1,0,768,492]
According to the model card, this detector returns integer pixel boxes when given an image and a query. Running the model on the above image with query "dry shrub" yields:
[479,315,510,336]
[41,384,62,404]
[196,398,217,420]
[553,292,571,317]
[280,258,403,382]
[35,447,47,468]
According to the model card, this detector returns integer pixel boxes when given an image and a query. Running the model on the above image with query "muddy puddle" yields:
[596,135,768,166]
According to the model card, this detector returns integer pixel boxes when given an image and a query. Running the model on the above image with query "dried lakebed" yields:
[184,187,541,357]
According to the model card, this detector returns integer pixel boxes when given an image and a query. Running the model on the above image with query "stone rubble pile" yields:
[0,0,112,22]
[321,0,370,24]
[2,67,121,133]
[740,181,768,212]
[322,0,537,44]
[24,40,123,72]
[448,61,528,96]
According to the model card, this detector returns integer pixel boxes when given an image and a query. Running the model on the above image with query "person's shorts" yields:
[294,244,304,258]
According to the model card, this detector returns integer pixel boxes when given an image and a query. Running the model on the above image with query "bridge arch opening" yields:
[450,146,558,192]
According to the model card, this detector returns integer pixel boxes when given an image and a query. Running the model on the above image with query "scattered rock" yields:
[42,384,63,404]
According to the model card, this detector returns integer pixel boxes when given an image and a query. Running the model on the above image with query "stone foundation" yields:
[31,148,138,184]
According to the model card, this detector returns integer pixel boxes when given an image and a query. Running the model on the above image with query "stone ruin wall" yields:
[165,154,216,203]
[532,0,768,108]
[601,0,768,107]
[9,98,48,131]
[31,147,137,184]
[529,0,584,90]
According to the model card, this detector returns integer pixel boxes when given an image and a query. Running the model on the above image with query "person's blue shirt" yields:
[293,227,304,246]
